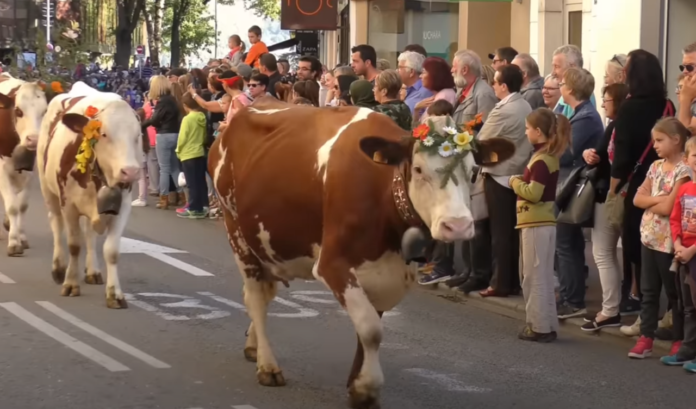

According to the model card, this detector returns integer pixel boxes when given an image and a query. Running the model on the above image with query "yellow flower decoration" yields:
[75,117,102,174]
[453,131,473,150]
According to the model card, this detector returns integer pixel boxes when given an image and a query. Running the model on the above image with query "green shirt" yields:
[373,100,413,131]
[176,111,206,161]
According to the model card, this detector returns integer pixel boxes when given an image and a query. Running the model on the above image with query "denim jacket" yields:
[559,100,604,181]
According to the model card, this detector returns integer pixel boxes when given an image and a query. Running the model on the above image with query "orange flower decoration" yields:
[85,106,99,118]
[51,81,64,93]
[412,124,430,140]
[37,81,47,91]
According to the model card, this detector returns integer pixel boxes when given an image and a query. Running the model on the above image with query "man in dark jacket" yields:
[512,53,545,110]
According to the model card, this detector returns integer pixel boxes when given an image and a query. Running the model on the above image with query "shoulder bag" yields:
[556,166,597,226]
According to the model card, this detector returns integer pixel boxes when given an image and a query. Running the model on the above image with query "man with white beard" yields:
[418,49,497,294]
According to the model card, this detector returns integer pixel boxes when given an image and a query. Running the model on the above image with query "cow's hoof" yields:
[106,296,128,309]
[21,240,29,250]
[3,217,9,231]
[257,369,286,387]
[61,283,81,297]
[7,244,23,257]
[85,272,104,285]
[348,387,381,409]
[244,347,258,362]
[51,266,66,284]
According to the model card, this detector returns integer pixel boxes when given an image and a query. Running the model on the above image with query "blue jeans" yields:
[556,222,586,308]
[155,133,182,196]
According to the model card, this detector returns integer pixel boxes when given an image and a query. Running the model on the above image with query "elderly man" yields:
[679,41,696,129]
[512,53,545,109]
[419,50,497,294]
[397,51,433,115]
[551,45,596,116]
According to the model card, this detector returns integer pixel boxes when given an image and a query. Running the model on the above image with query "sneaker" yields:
[418,269,452,285]
[659,310,673,328]
[418,263,435,275]
[176,209,207,219]
[669,340,683,356]
[661,354,692,366]
[557,303,587,320]
[131,198,147,207]
[683,361,696,373]
[628,336,653,359]
[620,294,641,315]
[518,325,557,343]
[581,314,622,332]
[620,316,641,337]
[176,203,190,214]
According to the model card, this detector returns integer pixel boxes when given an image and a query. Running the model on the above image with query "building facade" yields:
[318,0,695,108]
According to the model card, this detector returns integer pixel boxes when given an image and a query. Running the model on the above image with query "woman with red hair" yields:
[413,56,457,124]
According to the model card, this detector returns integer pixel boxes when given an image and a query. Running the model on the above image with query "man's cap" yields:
[235,63,253,79]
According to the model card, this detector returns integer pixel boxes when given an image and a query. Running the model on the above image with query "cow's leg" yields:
[45,195,67,284]
[317,263,384,409]
[83,218,104,285]
[61,206,83,297]
[17,187,29,250]
[0,174,23,256]
[103,212,129,309]
[244,321,258,362]
[241,275,285,386]
[347,312,383,389]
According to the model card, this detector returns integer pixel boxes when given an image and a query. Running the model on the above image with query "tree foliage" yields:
[162,0,219,64]
[242,0,280,20]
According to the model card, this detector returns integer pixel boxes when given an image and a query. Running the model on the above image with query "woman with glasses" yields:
[605,54,627,86]
[542,74,561,109]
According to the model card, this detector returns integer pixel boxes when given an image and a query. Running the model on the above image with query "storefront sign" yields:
[281,0,338,30]
[295,30,319,56]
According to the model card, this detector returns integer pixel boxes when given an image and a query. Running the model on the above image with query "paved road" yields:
[2,180,696,409]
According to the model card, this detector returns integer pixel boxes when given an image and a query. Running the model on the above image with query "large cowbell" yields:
[401,226,435,264]
[97,185,124,215]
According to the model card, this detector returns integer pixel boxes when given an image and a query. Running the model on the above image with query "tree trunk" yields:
[115,0,145,68]
[152,0,165,65]
[169,8,182,67]
[115,28,133,68]
[144,13,155,60]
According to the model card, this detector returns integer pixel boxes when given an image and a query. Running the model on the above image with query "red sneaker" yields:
[176,204,189,215]
[669,340,682,356]
[628,336,653,359]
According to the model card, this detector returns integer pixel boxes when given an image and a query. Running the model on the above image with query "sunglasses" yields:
[611,55,624,67]
[248,83,261,88]
[679,64,695,73]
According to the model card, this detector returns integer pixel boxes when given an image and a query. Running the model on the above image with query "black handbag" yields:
[556,166,596,227]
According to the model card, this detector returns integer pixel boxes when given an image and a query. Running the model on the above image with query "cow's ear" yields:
[359,136,412,166]
[0,92,13,109]
[474,137,515,166]
[62,113,90,134]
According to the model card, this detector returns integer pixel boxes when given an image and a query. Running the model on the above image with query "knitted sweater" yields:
[510,144,559,229]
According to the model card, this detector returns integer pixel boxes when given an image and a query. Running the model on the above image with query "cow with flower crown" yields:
[37,81,142,308]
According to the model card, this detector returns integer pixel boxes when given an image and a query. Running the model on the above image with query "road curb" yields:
[433,283,673,352]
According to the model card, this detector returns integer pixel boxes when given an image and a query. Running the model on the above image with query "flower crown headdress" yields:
[411,114,483,188]
[75,106,102,173]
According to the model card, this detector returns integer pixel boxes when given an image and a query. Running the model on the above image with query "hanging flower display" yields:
[75,106,102,174]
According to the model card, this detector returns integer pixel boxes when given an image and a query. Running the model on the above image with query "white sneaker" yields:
[659,310,672,328]
[131,198,147,207]
[620,316,641,337]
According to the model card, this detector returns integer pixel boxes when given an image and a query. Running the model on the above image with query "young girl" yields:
[509,108,570,342]
[630,117,691,359]
[176,92,209,219]
[666,128,696,373]
[427,100,454,117]
[132,108,150,207]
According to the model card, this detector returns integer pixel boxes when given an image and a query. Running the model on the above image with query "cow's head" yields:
[0,82,47,170]
[61,100,142,187]
[360,116,514,243]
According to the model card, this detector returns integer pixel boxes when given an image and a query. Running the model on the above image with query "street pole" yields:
[214,0,218,57]
[45,0,51,44]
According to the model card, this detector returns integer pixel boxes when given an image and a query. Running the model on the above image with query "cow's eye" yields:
[15,108,23,118]
[101,133,107,138]
[413,166,422,175]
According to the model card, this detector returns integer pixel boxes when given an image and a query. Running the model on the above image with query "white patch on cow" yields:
[316,107,373,183]
[266,243,321,282]
[248,107,290,115]
[350,251,416,312]
[256,222,278,261]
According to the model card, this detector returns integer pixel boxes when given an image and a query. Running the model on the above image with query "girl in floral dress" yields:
[629,117,691,359]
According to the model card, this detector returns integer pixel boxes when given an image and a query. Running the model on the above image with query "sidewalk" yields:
[428,237,673,352]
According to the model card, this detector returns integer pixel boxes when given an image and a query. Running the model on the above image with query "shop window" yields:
[368,0,459,66]
[567,10,582,49]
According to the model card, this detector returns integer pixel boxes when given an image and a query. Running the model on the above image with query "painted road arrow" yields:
[120,238,214,277]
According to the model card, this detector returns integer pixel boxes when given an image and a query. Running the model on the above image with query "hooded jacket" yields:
[520,76,545,110]
[176,111,207,161]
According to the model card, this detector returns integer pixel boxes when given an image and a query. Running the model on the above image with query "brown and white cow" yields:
[0,73,48,256]
[209,97,514,409]
[37,82,142,308]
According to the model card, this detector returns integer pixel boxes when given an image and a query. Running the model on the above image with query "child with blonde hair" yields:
[510,108,570,342]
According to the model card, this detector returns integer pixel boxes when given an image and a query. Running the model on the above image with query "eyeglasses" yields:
[602,98,613,103]
[558,82,566,87]
[679,64,695,73]
[611,55,624,67]
[542,86,560,91]
[248,83,260,88]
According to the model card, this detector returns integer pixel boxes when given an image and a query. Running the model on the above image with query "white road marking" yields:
[145,252,214,277]
[36,301,171,369]
[0,302,130,372]
[0,271,16,284]
[199,292,319,318]
[403,368,491,393]
[232,406,259,409]
[125,293,231,321]
[119,237,214,277]
[290,290,337,304]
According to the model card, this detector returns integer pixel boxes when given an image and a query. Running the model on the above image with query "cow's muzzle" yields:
[12,145,36,172]
[401,226,434,264]
[97,185,124,215]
